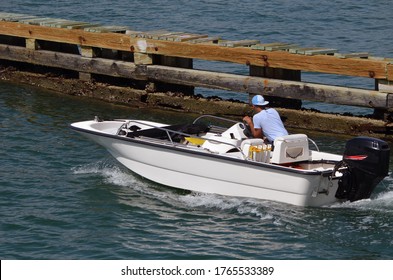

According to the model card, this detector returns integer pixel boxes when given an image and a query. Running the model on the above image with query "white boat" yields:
[71,115,390,207]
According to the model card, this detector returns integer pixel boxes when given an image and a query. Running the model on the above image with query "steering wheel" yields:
[242,121,253,138]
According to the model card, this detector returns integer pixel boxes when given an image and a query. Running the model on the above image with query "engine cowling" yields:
[335,137,390,202]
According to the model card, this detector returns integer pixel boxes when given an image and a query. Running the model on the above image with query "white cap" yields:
[251,95,269,106]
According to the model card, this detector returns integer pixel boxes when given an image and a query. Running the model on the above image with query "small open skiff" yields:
[71,115,390,207]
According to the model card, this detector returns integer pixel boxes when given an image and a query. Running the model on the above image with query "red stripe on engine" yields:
[344,155,368,160]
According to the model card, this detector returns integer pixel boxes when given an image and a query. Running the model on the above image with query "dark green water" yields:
[1,0,393,259]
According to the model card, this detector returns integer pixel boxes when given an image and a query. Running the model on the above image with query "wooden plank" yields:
[304,48,338,55]
[251,42,290,50]
[160,33,199,41]
[188,36,221,44]
[137,30,171,39]
[40,19,78,27]
[42,20,90,29]
[335,52,369,59]
[79,46,95,57]
[19,17,54,25]
[84,25,128,33]
[25,38,38,50]
[143,39,391,80]
[146,65,390,109]
[0,13,36,22]
[289,47,318,54]
[148,31,174,39]
[368,56,386,61]
[130,30,202,41]
[134,52,153,65]
[103,26,129,33]
[173,33,208,42]
[219,39,260,48]
[154,32,185,40]
[265,44,298,51]
[0,21,391,81]
[65,23,100,30]
[0,20,131,50]
[0,43,147,80]
[38,19,72,26]
[378,80,393,93]
[388,64,393,81]
[126,30,144,37]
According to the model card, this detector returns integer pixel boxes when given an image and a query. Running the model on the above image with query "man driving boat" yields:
[243,95,288,143]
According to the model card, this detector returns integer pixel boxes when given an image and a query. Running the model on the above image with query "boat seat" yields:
[270,134,310,164]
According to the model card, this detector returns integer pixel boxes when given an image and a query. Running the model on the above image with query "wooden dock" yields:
[1,13,393,138]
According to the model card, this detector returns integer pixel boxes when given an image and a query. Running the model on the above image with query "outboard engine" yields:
[335,137,390,202]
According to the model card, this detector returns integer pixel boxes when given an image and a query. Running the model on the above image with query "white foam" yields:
[73,161,393,221]
[179,193,243,210]
[72,160,143,188]
[328,189,393,213]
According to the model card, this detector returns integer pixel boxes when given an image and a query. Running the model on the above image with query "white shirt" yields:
[253,108,288,143]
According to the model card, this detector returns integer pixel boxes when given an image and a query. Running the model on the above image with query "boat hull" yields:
[77,129,340,207]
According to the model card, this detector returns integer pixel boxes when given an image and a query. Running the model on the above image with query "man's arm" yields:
[242,116,264,138]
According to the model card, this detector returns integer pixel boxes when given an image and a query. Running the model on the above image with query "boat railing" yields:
[119,120,248,159]
[192,114,239,126]
[308,138,320,152]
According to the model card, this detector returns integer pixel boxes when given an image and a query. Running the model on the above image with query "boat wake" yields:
[328,176,393,212]
[71,160,285,219]
[72,161,393,218]
[71,159,165,196]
